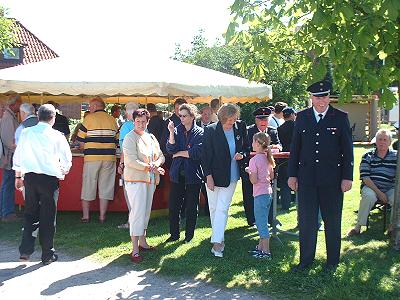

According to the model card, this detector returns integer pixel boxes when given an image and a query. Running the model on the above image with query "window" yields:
[2,47,23,62]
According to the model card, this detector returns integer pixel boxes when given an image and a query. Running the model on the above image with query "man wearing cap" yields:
[288,80,353,273]
[241,107,281,226]
[277,107,296,211]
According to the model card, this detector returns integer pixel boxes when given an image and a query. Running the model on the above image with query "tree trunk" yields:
[392,86,400,250]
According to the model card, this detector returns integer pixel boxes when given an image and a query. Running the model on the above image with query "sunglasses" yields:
[179,114,189,118]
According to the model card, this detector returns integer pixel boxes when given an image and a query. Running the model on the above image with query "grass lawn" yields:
[1,145,399,299]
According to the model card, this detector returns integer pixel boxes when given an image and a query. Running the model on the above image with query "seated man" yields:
[347,129,397,236]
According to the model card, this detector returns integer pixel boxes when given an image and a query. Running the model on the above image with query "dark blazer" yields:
[288,105,354,186]
[277,120,295,152]
[202,120,249,187]
[195,119,214,128]
[166,122,204,184]
[53,112,70,136]
[247,124,281,150]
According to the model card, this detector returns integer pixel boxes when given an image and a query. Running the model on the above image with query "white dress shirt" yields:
[268,115,284,128]
[312,107,329,122]
[13,122,72,179]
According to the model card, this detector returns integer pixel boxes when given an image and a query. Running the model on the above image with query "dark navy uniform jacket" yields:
[277,120,295,152]
[247,124,281,149]
[288,105,354,187]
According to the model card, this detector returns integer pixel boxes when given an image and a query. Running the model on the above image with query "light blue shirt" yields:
[224,128,240,183]
[313,106,329,122]
[119,121,134,149]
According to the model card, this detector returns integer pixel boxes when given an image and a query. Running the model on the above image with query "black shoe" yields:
[324,264,338,273]
[165,236,179,243]
[42,254,58,266]
[291,263,311,273]
[184,236,193,243]
[19,254,30,262]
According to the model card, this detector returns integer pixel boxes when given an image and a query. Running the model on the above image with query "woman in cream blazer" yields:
[123,109,165,263]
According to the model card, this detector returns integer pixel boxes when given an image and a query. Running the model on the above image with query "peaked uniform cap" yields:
[307,80,332,97]
[253,107,272,118]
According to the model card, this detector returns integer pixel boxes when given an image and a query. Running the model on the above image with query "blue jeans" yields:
[254,194,272,239]
[0,169,15,217]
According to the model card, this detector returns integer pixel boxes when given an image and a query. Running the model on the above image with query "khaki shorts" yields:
[81,160,116,201]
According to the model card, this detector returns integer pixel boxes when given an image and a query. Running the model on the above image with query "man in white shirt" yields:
[268,102,288,128]
[13,104,72,265]
[210,98,221,123]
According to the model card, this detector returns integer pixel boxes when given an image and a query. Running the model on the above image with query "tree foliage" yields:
[173,30,308,116]
[0,6,18,51]
[227,0,400,107]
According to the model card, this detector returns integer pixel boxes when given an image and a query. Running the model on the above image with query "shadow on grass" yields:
[2,203,399,299]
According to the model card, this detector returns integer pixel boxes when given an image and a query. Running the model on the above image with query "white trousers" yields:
[125,182,156,236]
[206,181,237,243]
[357,186,394,226]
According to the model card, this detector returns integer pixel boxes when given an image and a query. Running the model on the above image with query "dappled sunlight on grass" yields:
[227,269,264,289]
[1,145,399,299]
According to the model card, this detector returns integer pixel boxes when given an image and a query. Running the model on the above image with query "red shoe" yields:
[130,253,143,263]
[347,228,360,237]
[139,245,156,251]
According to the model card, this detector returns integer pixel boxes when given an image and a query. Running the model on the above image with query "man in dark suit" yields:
[161,98,187,217]
[277,107,296,211]
[196,105,214,215]
[195,106,213,129]
[288,80,353,273]
[241,107,281,226]
[46,101,70,139]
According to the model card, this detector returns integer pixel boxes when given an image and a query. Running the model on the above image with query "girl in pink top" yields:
[246,132,275,259]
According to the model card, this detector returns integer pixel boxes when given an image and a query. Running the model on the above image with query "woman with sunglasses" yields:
[166,103,204,243]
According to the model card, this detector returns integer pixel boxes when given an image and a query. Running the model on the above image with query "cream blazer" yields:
[122,130,164,184]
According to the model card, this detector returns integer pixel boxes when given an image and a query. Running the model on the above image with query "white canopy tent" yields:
[0,56,272,104]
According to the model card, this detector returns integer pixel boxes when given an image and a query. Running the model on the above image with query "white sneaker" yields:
[211,248,223,258]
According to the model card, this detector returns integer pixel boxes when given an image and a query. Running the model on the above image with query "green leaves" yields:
[0,6,18,51]
[227,0,399,107]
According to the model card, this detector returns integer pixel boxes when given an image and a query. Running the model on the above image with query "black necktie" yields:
[318,114,323,123]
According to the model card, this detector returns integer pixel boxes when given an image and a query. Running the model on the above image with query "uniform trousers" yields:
[241,172,255,225]
[207,181,237,243]
[357,186,394,226]
[19,173,59,262]
[169,179,201,241]
[297,184,343,266]
[125,182,155,237]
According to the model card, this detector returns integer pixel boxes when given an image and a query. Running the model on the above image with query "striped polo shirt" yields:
[76,110,118,162]
[359,148,397,193]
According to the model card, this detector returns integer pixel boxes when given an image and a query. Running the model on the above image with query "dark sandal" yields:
[139,245,156,251]
[81,218,90,223]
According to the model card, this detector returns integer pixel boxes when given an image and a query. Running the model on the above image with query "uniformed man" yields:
[288,80,353,273]
[277,107,296,211]
[241,107,281,226]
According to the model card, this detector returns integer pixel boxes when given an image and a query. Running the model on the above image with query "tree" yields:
[173,30,308,123]
[0,6,18,52]
[227,0,399,106]
[227,0,400,248]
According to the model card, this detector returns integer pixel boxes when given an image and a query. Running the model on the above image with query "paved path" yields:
[0,241,273,300]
